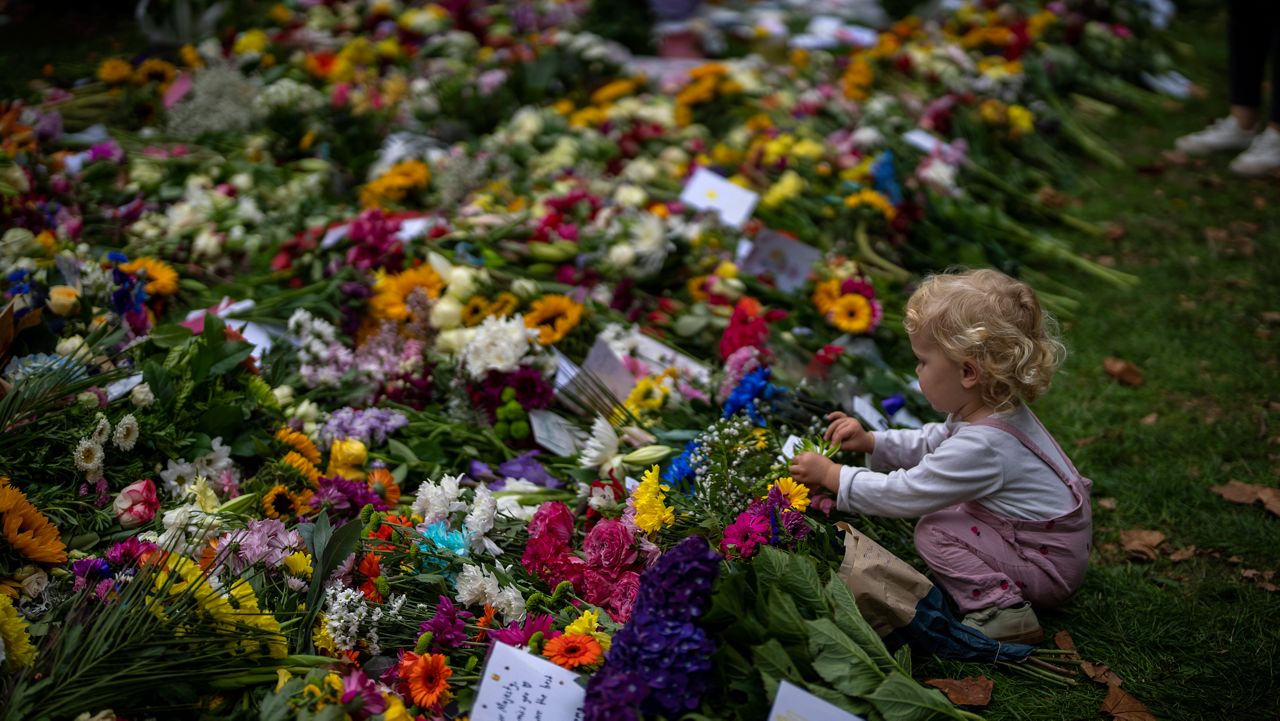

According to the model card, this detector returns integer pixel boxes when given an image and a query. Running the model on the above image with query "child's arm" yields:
[865,421,954,472]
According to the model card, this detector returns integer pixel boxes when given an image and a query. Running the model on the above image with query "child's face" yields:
[909,330,975,416]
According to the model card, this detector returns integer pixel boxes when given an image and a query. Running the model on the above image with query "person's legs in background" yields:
[1228,0,1280,174]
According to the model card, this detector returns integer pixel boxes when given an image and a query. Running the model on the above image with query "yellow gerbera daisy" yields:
[770,476,811,513]
[523,294,583,346]
[827,293,873,334]
[120,256,179,296]
[811,278,841,315]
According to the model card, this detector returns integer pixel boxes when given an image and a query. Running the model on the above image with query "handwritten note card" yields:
[679,167,759,229]
[740,229,822,293]
[471,642,584,721]
[767,681,866,721]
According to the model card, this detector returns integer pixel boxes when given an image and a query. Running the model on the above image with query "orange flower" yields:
[120,256,179,296]
[399,651,452,709]
[370,265,444,321]
[276,427,320,465]
[0,481,68,565]
[282,452,321,486]
[542,633,603,670]
[811,278,841,315]
[473,604,497,642]
[358,554,383,602]
[366,467,401,506]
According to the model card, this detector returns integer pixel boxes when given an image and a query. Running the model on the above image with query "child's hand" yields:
[789,452,841,494]
[824,412,875,454]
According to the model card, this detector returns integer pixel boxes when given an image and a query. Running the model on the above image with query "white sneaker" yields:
[1174,116,1258,155]
[1229,127,1280,176]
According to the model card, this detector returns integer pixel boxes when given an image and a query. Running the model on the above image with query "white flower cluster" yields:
[605,212,672,278]
[411,473,466,525]
[463,485,501,556]
[323,587,404,655]
[455,564,526,622]
[159,437,238,498]
[288,309,355,388]
[72,413,141,480]
[254,78,325,116]
[458,314,535,380]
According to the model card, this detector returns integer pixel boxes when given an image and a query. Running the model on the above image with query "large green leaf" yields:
[143,360,176,410]
[867,671,969,721]
[825,574,899,672]
[778,551,828,617]
[805,617,885,697]
[804,682,876,718]
[755,545,791,590]
[763,585,809,644]
[209,343,254,377]
[752,639,803,702]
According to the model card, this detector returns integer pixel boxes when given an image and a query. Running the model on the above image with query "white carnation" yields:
[459,315,533,379]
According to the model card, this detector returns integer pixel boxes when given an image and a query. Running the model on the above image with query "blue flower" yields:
[661,440,699,490]
[873,150,903,205]
[107,251,129,264]
[722,367,778,426]
[418,521,468,574]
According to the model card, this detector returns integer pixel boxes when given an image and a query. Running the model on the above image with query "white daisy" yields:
[113,414,140,451]
[91,413,111,445]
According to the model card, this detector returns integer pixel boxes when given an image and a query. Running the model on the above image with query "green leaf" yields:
[148,324,195,349]
[143,360,176,409]
[386,438,419,465]
[825,573,899,672]
[209,343,254,377]
[202,404,244,438]
[867,671,965,721]
[894,645,913,677]
[752,639,802,702]
[805,617,885,697]
[803,682,875,717]
[778,551,827,617]
[755,545,791,590]
[201,312,226,352]
[762,585,808,644]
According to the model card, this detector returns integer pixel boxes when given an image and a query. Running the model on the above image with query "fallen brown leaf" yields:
[1083,660,1125,687]
[1160,149,1189,165]
[1099,684,1155,720]
[1104,357,1144,386]
[1120,529,1166,562]
[1140,413,1159,426]
[1260,487,1280,517]
[1169,545,1197,562]
[1053,630,1077,652]
[1259,312,1280,325]
[1097,497,1118,511]
[1228,555,1244,565]
[924,677,993,707]
[1211,480,1262,505]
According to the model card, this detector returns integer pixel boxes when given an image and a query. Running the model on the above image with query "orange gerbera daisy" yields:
[369,265,443,321]
[0,481,68,565]
[366,467,401,506]
[262,485,300,520]
[542,633,604,670]
[523,294,583,345]
[282,452,321,486]
[120,256,179,296]
[399,651,452,709]
[473,604,497,642]
[276,427,321,465]
[810,278,841,315]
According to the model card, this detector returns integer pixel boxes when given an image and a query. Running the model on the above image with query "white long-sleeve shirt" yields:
[837,404,1076,520]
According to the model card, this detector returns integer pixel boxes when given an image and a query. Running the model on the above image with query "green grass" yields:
[918,9,1280,720]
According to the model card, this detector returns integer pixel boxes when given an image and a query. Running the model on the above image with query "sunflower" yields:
[369,265,443,321]
[276,427,321,466]
[96,58,132,85]
[542,633,604,670]
[399,651,452,708]
[486,292,519,319]
[120,256,179,296]
[366,467,401,506]
[262,485,301,520]
[132,58,177,87]
[282,452,321,486]
[810,278,841,315]
[460,296,491,327]
[0,481,68,565]
[0,595,36,672]
[523,294,583,346]
[827,293,873,334]
[771,476,811,513]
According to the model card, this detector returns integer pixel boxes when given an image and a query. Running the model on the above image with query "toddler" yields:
[789,269,1092,644]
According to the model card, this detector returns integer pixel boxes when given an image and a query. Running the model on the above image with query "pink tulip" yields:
[113,479,160,529]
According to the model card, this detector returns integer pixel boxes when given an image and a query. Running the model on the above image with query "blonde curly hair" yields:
[904,268,1066,412]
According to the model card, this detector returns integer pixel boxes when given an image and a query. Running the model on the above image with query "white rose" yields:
[56,335,91,362]
[430,295,464,329]
[613,184,647,208]
[293,399,321,422]
[230,173,253,192]
[435,328,476,355]
[272,385,295,407]
[445,267,477,301]
[130,383,156,408]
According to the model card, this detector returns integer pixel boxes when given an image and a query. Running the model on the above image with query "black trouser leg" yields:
[1227,0,1272,118]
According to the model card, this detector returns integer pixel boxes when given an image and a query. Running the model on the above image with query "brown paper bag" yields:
[834,521,935,637]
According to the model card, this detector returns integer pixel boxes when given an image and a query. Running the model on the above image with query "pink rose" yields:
[607,570,642,624]
[527,501,575,545]
[521,533,570,580]
[583,519,637,572]
[113,479,160,529]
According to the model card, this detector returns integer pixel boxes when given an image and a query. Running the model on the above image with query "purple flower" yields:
[87,140,124,164]
[496,451,561,490]
[582,670,647,721]
[105,536,157,567]
[630,536,722,623]
[71,558,113,592]
[217,518,303,573]
[489,613,561,648]
[340,669,387,719]
[313,475,385,518]
[419,595,473,651]
[319,407,409,447]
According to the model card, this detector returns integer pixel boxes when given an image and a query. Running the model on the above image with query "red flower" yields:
[583,519,637,572]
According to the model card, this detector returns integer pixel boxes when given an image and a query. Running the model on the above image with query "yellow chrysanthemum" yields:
[770,476,811,513]
[843,189,897,220]
[313,614,338,654]
[97,58,133,85]
[633,465,675,535]
[282,451,321,486]
[283,551,313,579]
[369,265,444,321]
[0,595,36,672]
[827,293,874,334]
[120,256,179,296]
[1008,105,1035,138]
[523,294,584,346]
[0,480,68,566]
[359,160,431,208]
[276,427,321,466]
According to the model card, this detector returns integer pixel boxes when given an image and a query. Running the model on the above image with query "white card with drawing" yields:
[471,642,585,721]
[679,167,759,229]
[740,229,823,292]
[767,681,866,721]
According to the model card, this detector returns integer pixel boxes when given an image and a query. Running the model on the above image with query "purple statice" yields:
[340,669,387,719]
[345,208,404,273]
[313,475,385,519]
[217,518,302,574]
[488,613,560,649]
[583,536,722,721]
[319,407,409,448]
[105,536,158,568]
[71,558,113,592]
[419,595,473,651]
